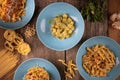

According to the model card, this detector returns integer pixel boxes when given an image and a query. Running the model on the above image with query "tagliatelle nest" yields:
[58,59,77,79]
[24,24,36,38]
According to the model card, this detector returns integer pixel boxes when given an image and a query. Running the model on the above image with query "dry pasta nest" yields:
[4,30,31,55]
[50,14,75,40]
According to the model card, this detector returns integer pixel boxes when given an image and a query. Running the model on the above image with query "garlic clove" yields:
[110,13,118,22]
[112,21,120,30]
[117,13,120,21]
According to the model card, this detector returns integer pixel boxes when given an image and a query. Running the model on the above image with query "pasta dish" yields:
[51,14,75,40]
[0,0,26,22]
[23,66,49,80]
[82,44,116,77]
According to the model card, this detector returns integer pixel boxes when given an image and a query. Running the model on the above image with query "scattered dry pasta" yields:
[58,59,77,79]
[23,65,49,80]
[24,24,36,38]
[51,14,75,40]
[4,30,31,55]
[82,44,116,77]
[0,0,26,22]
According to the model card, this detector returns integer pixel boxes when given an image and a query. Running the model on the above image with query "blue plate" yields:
[36,2,84,51]
[14,58,61,80]
[0,0,35,30]
[76,36,120,80]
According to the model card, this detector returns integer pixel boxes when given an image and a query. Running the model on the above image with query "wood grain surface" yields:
[0,0,120,80]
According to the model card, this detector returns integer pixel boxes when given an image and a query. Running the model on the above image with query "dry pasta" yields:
[17,42,31,55]
[24,24,36,38]
[4,40,15,51]
[82,44,116,77]
[23,65,49,80]
[51,14,75,40]
[58,59,77,79]
[4,30,17,41]
[0,0,26,22]
[0,49,19,78]
[4,30,31,55]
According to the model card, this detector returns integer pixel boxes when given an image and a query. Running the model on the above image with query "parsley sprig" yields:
[81,0,106,22]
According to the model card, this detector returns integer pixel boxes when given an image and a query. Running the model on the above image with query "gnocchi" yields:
[51,14,75,40]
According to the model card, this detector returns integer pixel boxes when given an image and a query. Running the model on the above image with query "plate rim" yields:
[13,58,61,80]
[0,0,35,30]
[76,36,120,80]
[36,2,85,51]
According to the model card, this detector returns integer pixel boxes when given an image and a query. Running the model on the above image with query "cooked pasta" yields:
[0,0,26,22]
[82,44,116,77]
[23,66,49,80]
[4,30,31,55]
[51,14,75,40]
[0,49,19,78]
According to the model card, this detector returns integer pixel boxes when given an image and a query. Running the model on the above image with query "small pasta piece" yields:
[83,64,90,74]
[4,41,14,51]
[4,30,17,41]
[58,59,77,79]
[62,18,67,22]
[63,14,68,18]
[98,51,105,60]
[65,35,70,38]
[68,30,72,34]
[67,18,72,23]
[65,71,72,79]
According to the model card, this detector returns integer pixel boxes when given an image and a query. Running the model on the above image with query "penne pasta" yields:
[82,44,116,77]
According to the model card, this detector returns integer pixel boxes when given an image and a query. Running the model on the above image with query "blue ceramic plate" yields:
[0,0,35,30]
[36,2,84,51]
[76,36,120,80]
[14,58,61,80]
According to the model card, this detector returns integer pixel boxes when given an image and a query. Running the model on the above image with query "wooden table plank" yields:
[108,0,120,44]
[65,0,108,79]
[66,20,108,80]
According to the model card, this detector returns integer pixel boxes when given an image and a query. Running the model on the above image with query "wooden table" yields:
[0,0,120,80]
